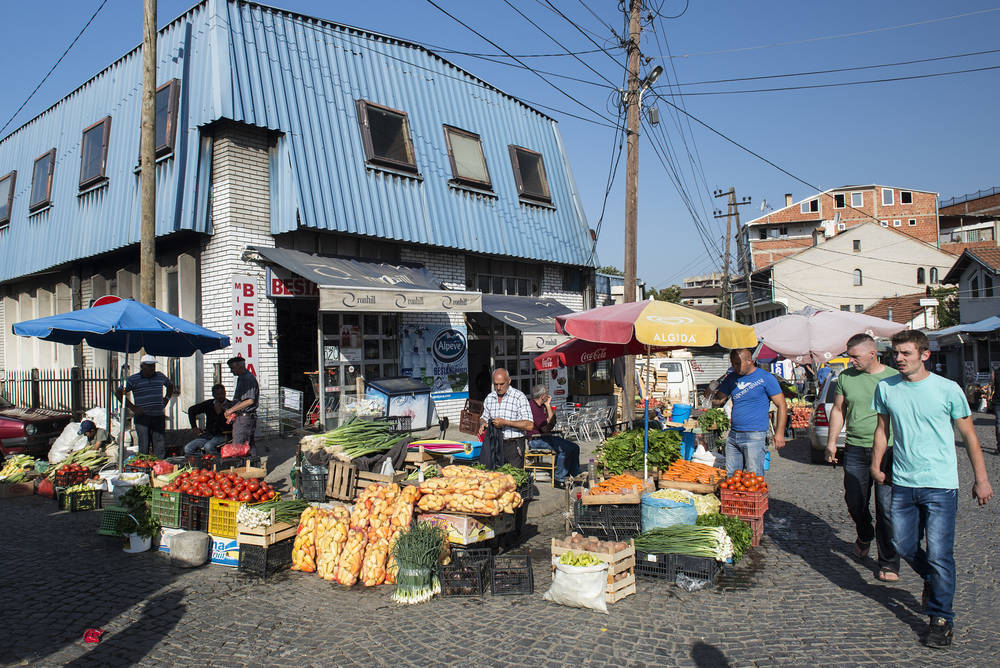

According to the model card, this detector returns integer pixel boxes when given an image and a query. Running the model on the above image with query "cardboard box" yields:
[418,512,515,545]
[0,481,36,498]
[156,528,239,567]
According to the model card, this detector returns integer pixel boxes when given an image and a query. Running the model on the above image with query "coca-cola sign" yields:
[579,348,608,363]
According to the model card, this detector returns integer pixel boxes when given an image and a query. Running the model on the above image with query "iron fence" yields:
[0,367,119,418]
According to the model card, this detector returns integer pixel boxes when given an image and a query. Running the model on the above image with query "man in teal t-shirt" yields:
[872,330,993,649]
[825,333,899,581]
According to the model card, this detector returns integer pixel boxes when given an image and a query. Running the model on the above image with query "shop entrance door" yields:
[321,312,399,423]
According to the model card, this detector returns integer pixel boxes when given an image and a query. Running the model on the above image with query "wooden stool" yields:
[523,448,556,487]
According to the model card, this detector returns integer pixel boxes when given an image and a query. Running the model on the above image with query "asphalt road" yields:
[2,416,998,667]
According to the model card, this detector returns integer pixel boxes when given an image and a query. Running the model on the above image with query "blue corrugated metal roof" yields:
[0,0,593,283]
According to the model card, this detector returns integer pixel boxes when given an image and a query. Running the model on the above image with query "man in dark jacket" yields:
[184,383,232,456]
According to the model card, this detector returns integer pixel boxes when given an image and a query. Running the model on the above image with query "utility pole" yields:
[713,188,753,323]
[622,0,642,424]
[140,0,157,307]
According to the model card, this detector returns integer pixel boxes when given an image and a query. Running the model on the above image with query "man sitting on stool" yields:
[527,384,581,489]
[184,383,232,456]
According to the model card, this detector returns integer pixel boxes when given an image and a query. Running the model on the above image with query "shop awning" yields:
[250,247,482,313]
[480,294,574,351]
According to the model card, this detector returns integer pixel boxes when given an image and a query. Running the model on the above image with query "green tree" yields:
[598,265,624,276]
[648,285,682,303]
[931,286,960,328]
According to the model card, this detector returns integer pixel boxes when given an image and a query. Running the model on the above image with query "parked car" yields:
[808,373,845,464]
[0,393,72,458]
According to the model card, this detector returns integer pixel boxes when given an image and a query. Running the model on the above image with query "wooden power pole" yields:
[140,0,157,307]
[621,0,642,423]
[714,188,753,322]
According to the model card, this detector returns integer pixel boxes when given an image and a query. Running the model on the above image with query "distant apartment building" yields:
[682,273,723,289]
[744,186,939,270]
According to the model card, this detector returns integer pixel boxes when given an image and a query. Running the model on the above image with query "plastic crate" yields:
[208,497,243,539]
[123,461,156,474]
[439,554,489,597]
[298,469,328,501]
[57,487,104,512]
[151,489,182,528]
[214,456,252,471]
[572,500,642,541]
[187,455,218,470]
[238,537,295,577]
[490,553,534,596]
[720,487,768,517]
[635,550,722,584]
[54,470,90,487]
[179,493,210,531]
[97,504,129,536]
[740,514,764,547]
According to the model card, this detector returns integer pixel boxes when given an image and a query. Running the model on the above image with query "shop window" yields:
[834,193,845,208]
[851,191,863,207]
[800,198,819,213]
[917,267,925,284]
[930,267,938,284]
[853,269,862,286]
[508,145,551,204]
[79,116,111,189]
[29,148,56,212]
[155,79,181,157]
[900,191,912,204]
[0,170,14,228]
[355,100,417,172]
[443,125,491,189]
[882,188,894,206]
[853,239,861,252]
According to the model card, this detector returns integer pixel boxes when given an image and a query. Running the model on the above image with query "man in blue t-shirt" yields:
[872,329,993,649]
[713,348,787,476]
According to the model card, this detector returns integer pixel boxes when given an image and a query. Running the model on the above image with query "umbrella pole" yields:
[643,345,650,480]
[117,335,129,474]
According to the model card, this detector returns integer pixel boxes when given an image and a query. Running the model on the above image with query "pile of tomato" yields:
[719,470,768,493]
[162,470,276,502]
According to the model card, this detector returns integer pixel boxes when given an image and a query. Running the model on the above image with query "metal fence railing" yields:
[939,186,1000,210]
[1,367,118,418]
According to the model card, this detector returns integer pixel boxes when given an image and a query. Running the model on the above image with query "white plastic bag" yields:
[48,422,89,463]
[544,559,609,614]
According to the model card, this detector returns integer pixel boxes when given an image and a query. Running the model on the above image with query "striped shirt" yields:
[123,371,174,417]
[481,386,533,439]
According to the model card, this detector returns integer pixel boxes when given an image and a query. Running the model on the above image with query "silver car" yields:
[808,374,845,464]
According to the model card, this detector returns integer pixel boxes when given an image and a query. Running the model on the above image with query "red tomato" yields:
[238,491,252,502]
[214,490,226,499]
[264,490,275,500]
[246,480,259,492]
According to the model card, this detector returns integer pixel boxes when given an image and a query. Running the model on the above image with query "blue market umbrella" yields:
[12,299,229,356]
[13,299,230,471]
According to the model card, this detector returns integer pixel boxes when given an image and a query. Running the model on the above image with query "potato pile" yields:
[315,506,350,581]
[291,506,320,572]
[417,465,523,516]
[553,532,629,554]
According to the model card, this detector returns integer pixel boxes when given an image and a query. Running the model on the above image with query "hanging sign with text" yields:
[232,274,259,377]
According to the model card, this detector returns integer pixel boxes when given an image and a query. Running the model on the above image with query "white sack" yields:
[543,559,609,614]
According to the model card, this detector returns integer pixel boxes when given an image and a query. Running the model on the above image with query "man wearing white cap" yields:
[116,354,175,458]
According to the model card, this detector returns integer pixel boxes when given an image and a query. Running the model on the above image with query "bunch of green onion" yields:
[391,522,447,605]
[323,418,410,460]
[634,525,734,562]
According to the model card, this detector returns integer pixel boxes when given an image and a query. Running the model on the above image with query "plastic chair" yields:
[523,446,556,486]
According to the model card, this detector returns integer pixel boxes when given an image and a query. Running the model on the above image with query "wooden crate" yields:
[0,481,36,498]
[355,470,406,494]
[237,509,298,546]
[656,479,719,494]
[218,462,266,480]
[326,461,357,502]
[550,538,636,604]
[580,476,655,506]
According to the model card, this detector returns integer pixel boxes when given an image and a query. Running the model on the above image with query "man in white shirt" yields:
[478,368,533,467]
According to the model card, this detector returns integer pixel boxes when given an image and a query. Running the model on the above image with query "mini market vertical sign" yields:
[232,275,259,376]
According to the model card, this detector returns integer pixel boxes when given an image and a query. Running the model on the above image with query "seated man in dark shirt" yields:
[183,383,232,456]
[527,384,581,488]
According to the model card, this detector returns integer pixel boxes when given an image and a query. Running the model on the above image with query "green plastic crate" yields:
[98,504,129,536]
[150,489,182,528]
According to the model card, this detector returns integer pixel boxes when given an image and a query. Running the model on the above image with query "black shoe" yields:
[553,479,566,489]
[925,617,953,648]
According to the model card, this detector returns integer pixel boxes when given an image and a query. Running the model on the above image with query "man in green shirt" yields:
[825,333,899,581]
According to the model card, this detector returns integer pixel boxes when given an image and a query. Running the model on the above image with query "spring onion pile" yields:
[390,522,447,605]
[237,499,310,528]
[697,513,752,561]
[634,525,734,562]
[322,418,411,460]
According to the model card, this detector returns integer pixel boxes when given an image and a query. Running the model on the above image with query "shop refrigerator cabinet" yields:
[364,377,434,431]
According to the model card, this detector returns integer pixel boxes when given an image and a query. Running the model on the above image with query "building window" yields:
[0,170,14,227]
[893,219,901,227]
[834,193,845,208]
[880,220,888,227]
[855,304,864,312]
[758,228,767,240]
[987,274,995,298]
[971,274,980,298]
[853,269,863,286]
[930,267,938,284]
[837,223,846,231]
[851,191,863,207]
[917,267,925,284]
[882,188,894,206]
[908,218,916,226]
[443,125,491,189]
[355,100,417,172]
[779,226,787,236]
[768,227,779,239]
[900,191,912,204]
[840,305,850,311]
[800,198,819,213]
[508,145,551,203]
[853,239,861,252]
[29,148,56,212]
[79,116,111,189]
[155,79,181,156]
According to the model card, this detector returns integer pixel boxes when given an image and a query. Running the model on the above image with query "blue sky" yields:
[2,1,998,289]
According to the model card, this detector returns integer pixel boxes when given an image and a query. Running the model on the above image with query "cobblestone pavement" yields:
[2,418,999,667]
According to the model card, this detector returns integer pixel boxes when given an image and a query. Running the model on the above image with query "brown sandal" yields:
[878,569,899,582]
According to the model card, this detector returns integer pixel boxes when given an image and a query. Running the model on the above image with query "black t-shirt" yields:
[233,371,259,415]
[188,399,233,436]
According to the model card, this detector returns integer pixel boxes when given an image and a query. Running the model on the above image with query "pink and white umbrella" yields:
[753,306,907,365]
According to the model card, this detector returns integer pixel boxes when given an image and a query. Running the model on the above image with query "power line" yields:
[0,0,110,139]
[648,0,690,21]
[429,46,608,58]
[672,8,1000,59]
[676,63,1000,96]
[538,0,628,71]
[588,101,627,263]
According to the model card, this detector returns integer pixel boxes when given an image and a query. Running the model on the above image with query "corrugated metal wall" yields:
[0,0,593,284]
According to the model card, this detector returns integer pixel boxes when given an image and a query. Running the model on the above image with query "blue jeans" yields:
[725,431,768,476]
[843,445,899,572]
[528,435,580,482]
[184,434,227,456]
[134,415,166,459]
[891,486,958,622]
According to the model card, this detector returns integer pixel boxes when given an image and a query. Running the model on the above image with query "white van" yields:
[635,357,696,404]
